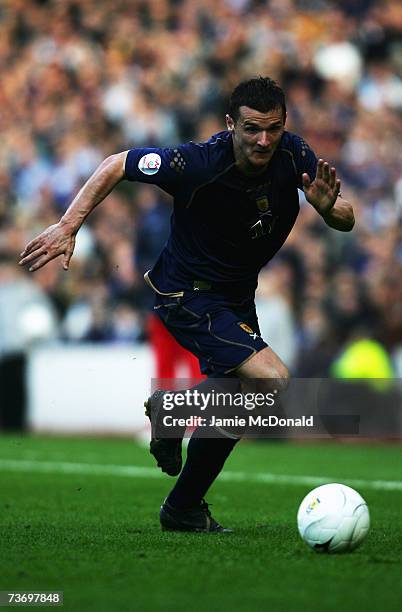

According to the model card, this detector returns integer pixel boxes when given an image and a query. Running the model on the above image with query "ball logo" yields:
[306,497,321,514]
[138,153,161,175]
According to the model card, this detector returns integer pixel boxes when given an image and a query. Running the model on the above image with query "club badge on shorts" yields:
[256,196,269,212]
[238,322,259,340]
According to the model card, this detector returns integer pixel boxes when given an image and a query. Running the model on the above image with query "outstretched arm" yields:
[19,151,128,272]
[302,159,354,232]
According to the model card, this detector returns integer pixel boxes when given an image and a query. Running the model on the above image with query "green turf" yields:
[1,436,401,611]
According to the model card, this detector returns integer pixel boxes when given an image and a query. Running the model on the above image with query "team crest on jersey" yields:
[138,153,161,175]
[256,196,269,212]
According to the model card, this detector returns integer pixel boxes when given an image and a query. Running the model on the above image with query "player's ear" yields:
[226,114,235,132]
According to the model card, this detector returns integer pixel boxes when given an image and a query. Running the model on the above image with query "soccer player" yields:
[19,77,354,532]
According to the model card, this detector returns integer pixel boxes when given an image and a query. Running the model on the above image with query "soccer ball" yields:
[297,483,370,553]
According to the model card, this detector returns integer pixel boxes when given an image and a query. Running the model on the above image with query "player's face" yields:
[226,106,285,174]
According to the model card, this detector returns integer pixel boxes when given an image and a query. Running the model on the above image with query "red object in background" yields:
[148,314,205,387]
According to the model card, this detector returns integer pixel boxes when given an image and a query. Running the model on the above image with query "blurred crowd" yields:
[1,0,401,376]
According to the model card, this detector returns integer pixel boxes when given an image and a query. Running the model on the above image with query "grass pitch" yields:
[1,436,401,611]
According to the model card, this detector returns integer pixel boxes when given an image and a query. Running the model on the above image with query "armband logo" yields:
[138,153,161,175]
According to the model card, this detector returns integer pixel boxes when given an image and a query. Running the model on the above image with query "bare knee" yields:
[236,347,290,393]
[268,364,290,392]
[254,362,290,393]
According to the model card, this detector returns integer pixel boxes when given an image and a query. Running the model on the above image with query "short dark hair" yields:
[228,76,286,122]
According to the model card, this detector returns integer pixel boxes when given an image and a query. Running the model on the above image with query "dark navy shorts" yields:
[154,291,268,376]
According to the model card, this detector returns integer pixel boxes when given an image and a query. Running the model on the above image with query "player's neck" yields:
[235,157,271,177]
[236,161,269,177]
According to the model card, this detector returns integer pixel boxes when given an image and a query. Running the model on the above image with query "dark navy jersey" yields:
[125,130,317,298]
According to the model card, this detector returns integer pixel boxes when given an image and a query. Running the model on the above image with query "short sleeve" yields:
[124,144,208,195]
[292,136,318,189]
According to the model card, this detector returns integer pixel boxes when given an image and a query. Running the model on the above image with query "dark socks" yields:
[166,428,239,510]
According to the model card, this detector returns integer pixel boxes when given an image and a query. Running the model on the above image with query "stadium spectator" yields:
[0,251,58,429]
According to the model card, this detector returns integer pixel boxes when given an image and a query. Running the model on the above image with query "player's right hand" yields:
[19,222,76,272]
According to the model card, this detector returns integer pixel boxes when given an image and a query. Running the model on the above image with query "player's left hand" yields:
[302,159,341,216]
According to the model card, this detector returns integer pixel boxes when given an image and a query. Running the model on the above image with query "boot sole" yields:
[145,398,182,476]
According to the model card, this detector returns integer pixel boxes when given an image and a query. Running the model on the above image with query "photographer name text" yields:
[162,415,315,428]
